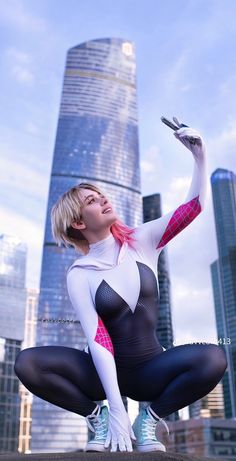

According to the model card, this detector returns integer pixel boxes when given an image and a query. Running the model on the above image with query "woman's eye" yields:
[88,198,95,204]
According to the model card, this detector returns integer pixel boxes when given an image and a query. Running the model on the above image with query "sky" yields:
[0,0,236,347]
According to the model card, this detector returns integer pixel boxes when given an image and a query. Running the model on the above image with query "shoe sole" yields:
[85,443,107,452]
[85,448,107,453]
[135,442,166,452]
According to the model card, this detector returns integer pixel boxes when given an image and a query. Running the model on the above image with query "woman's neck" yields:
[89,232,115,250]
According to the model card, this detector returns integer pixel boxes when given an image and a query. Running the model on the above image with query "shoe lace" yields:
[85,410,107,440]
[142,415,158,440]
[146,406,170,436]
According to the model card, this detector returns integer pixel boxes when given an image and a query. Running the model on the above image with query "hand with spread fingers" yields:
[104,406,136,452]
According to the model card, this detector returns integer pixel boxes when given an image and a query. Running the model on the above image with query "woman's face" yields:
[77,188,117,232]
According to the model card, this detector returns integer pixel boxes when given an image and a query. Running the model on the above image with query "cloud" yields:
[0,155,48,206]
[0,0,46,32]
[163,50,190,96]
[6,48,31,64]
[141,160,154,174]
[207,120,236,171]
[12,66,34,84]
[5,47,34,84]
[171,274,218,345]
[141,144,165,195]
[164,175,191,212]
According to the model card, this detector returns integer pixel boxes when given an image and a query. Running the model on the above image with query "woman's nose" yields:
[100,196,107,205]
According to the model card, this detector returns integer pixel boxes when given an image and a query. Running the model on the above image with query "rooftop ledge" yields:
[0,451,223,461]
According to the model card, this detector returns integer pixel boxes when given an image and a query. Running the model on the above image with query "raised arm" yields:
[67,267,134,451]
[135,126,207,257]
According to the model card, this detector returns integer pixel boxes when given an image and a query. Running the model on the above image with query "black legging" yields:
[14,343,227,418]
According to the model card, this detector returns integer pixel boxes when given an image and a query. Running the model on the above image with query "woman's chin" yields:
[103,210,117,221]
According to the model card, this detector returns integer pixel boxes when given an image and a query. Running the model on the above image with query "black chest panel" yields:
[95,261,163,368]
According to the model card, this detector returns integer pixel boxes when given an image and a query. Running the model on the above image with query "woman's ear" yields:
[71,220,86,230]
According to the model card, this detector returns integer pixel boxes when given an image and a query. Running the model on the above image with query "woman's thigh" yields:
[118,343,226,401]
[15,345,106,401]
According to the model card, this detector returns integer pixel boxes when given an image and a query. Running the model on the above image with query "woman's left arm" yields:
[135,127,207,253]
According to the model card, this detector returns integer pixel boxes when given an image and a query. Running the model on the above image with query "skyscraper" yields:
[143,193,174,350]
[32,38,142,452]
[0,235,27,452]
[18,288,39,454]
[210,168,236,418]
[142,194,179,423]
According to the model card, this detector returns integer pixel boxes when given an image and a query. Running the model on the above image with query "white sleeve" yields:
[67,267,124,411]
[135,127,207,257]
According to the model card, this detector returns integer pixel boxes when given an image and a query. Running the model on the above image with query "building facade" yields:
[18,288,39,454]
[31,38,143,452]
[189,383,225,419]
[142,193,178,422]
[0,235,27,452]
[143,193,174,350]
[210,168,236,418]
[159,418,236,460]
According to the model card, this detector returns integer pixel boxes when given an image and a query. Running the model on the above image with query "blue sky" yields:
[1,0,236,345]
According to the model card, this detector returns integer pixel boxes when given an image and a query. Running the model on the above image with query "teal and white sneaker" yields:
[85,405,109,452]
[132,406,169,452]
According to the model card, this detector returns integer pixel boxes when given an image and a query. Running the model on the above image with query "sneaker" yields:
[85,405,109,452]
[132,406,169,452]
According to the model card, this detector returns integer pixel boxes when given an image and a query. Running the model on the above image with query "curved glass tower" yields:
[210,168,236,419]
[31,38,142,452]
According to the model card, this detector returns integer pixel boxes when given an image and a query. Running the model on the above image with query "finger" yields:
[125,436,133,452]
[176,127,200,138]
[173,116,181,127]
[179,135,200,141]
[111,438,118,452]
[118,435,126,452]
[178,130,201,139]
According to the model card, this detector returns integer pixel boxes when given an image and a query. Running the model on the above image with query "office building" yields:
[143,193,174,350]
[142,193,178,423]
[0,235,27,452]
[18,288,39,453]
[158,418,236,459]
[189,383,225,419]
[210,168,236,418]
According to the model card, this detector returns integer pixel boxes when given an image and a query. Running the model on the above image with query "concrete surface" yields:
[0,451,227,461]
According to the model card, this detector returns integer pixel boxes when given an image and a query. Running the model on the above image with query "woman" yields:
[14,126,227,453]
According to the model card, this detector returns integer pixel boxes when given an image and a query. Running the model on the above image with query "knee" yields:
[14,347,39,381]
[201,344,227,379]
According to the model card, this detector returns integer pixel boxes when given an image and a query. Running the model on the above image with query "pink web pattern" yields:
[94,317,114,356]
[157,196,201,250]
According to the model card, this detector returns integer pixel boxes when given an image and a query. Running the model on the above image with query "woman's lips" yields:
[102,207,113,214]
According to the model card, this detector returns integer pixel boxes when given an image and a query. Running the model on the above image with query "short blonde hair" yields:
[51,182,136,255]
[51,183,104,254]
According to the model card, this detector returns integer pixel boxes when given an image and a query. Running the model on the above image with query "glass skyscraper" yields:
[143,193,174,351]
[32,38,142,452]
[142,193,179,423]
[0,235,27,452]
[210,168,236,418]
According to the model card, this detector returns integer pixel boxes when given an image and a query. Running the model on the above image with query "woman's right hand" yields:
[174,127,206,162]
[104,406,136,452]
